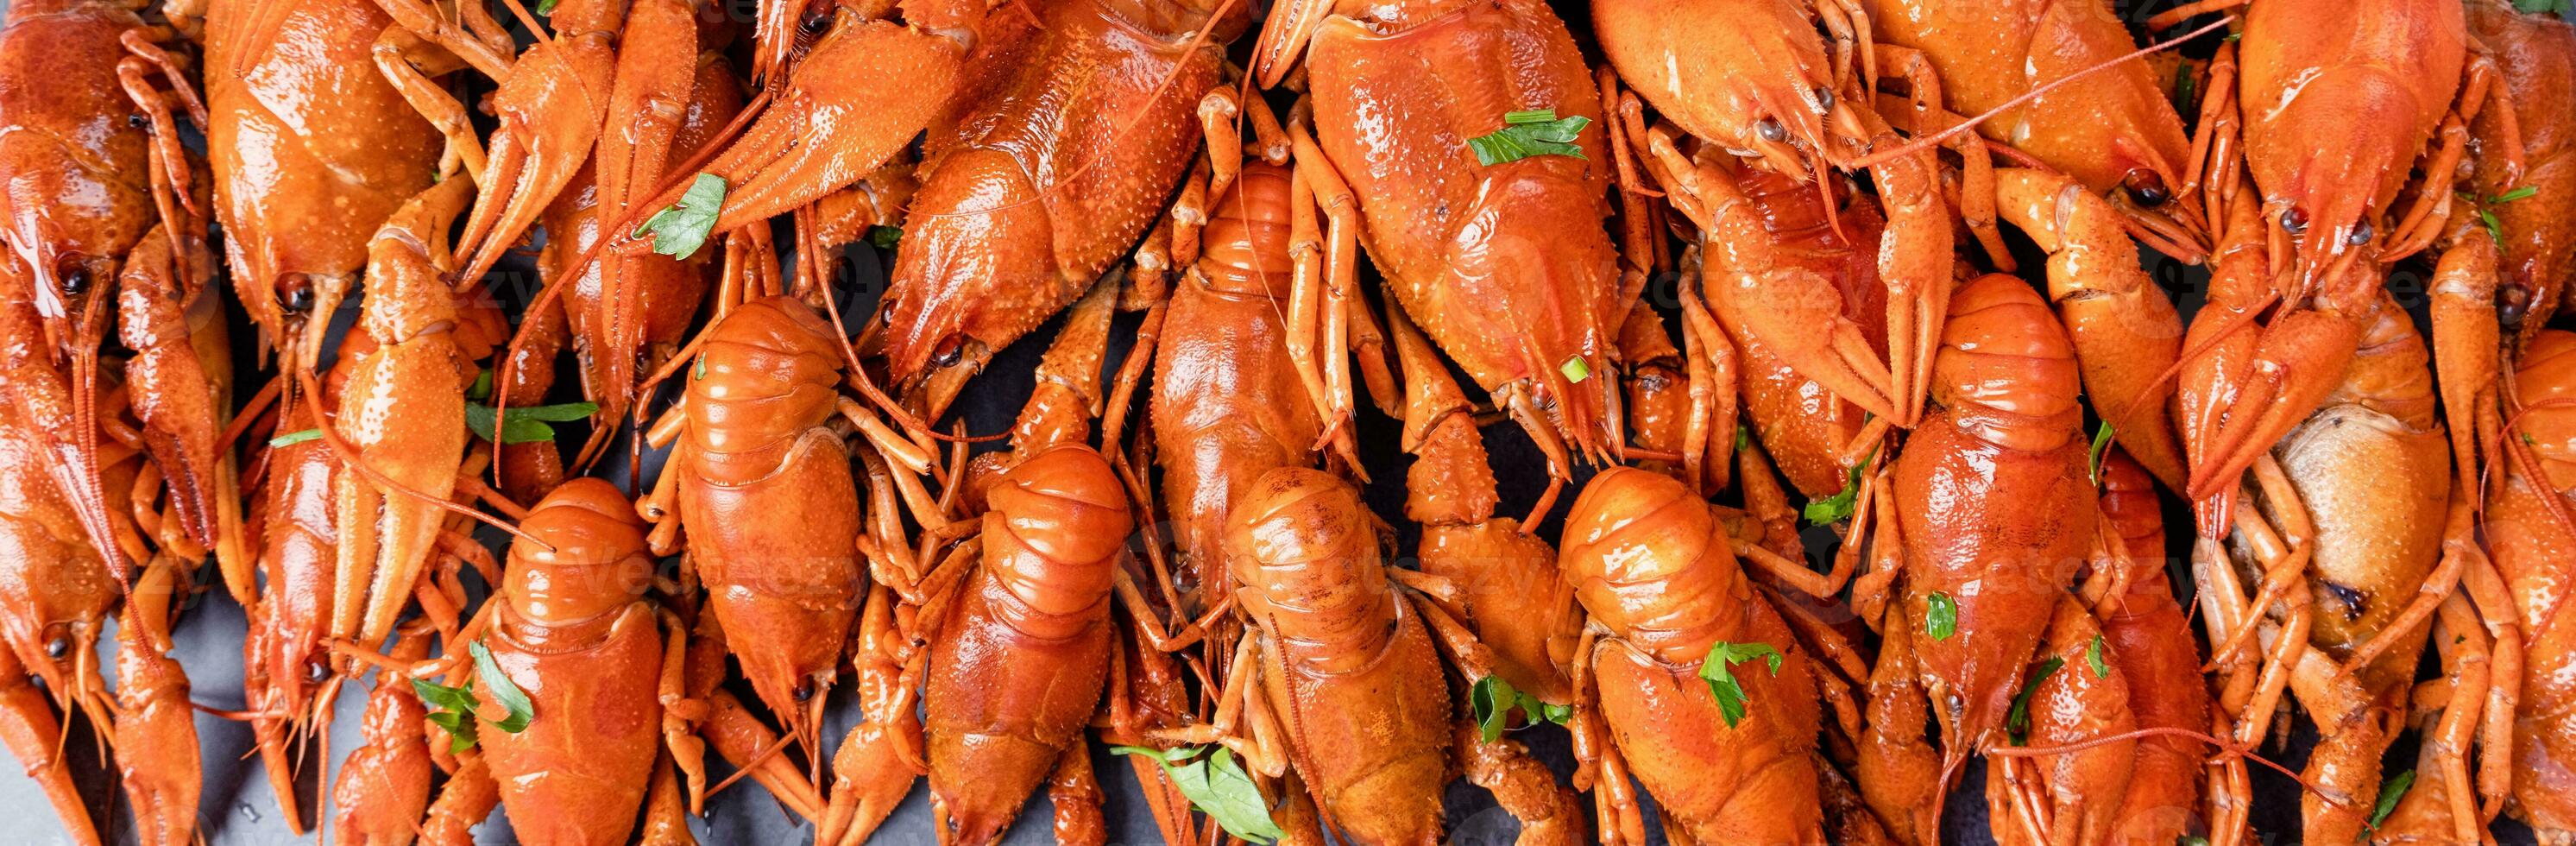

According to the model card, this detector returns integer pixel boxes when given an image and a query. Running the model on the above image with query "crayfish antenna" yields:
[1843,16,2233,173]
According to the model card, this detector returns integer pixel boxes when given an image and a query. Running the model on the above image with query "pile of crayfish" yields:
[5,0,2576,842]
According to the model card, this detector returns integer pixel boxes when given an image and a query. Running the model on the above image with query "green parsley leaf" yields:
[2494,185,2540,204]
[1467,109,1590,167]
[2088,420,2116,485]
[1471,675,1518,742]
[414,679,482,753]
[1734,425,1750,453]
[2482,207,2507,248]
[1525,694,1571,725]
[2368,768,2416,831]
[1926,592,1958,641]
[465,406,551,444]
[2088,634,2109,679]
[866,224,903,249]
[536,0,559,12]
[1559,356,1590,383]
[1698,641,1785,729]
[466,369,492,401]
[425,709,478,754]
[464,401,601,445]
[2183,837,2210,846]
[269,428,323,448]
[2006,657,2066,743]
[511,402,602,423]
[634,174,727,260]
[692,355,708,382]
[413,678,478,713]
[1470,675,1569,742]
[1804,445,1876,525]
[469,641,534,734]
[2516,0,2571,16]
[2172,62,2199,117]
[1109,746,1284,844]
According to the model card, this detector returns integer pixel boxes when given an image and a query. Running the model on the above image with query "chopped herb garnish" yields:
[2173,62,2199,117]
[1471,675,1517,742]
[2088,634,2109,679]
[1467,109,1590,167]
[1699,641,1785,729]
[467,369,493,401]
[2088,421,2116,485]
[414,678,483,754]
[413,641,538,753]
[2006,657,2066,743]
[1109,746,1284,843]
[465,401,601,445]
[1926,592,1958,641]
[469,641,533,733]
[269,428,323,448]
[1804,445,1877,525]
[1470,674,1571,742]
[2495,185,2541,204]
[866,224,904,249]
[635,174,727,260]
[1559,356,1591,383]
[2368,769,2416,831]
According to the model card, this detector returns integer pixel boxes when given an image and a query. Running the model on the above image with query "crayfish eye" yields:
[304,658,330,684]
[2345,220,2372,246]
[929,337,964,369]
[2280,207,2310,237]
[1811,87,1835,114]
[2501,284,2535,326]
[56,264,90,297]
[126,113,148,129]
[791,680,817,702]
[2122,171,2170,207]
[1755,116,1787,143]
[280,283,314,314]
[799,9,832,35]
[43,636,68,660]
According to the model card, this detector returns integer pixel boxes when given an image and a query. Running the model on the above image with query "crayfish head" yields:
[21,250,114,336]
[1593,0,1867,182]
[0,617,98,716]
[2239,23,2458,294]
[2263,179,2384,303]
